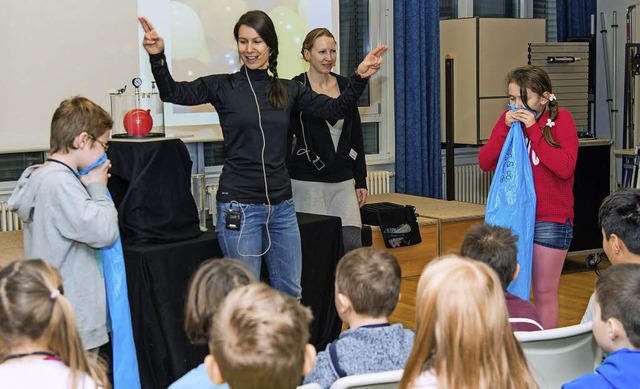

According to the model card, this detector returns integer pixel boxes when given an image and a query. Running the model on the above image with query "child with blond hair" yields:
[400,256,538,389]
[0,259,110,388]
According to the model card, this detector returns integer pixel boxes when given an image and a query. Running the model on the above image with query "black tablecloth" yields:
[107,138,201,246]
[123,212,343,389]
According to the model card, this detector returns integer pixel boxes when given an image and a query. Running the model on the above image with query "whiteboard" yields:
[0,0,335,153]
[0,0,140,153]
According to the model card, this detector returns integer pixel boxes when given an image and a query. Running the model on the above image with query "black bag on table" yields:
[360,202,422,248]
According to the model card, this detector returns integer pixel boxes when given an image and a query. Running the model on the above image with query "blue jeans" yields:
[534,219,573,250]
[215,198,302,300]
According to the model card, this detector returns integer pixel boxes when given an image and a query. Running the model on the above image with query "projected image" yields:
[138,0,333,125]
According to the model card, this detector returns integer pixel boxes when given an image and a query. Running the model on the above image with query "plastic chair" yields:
[297,384,323,389]
[515,321,602,389]
[328,369,404,389]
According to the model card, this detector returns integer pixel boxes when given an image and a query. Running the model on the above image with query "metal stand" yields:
[602,12,619,189]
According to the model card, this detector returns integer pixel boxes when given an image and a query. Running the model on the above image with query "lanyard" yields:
[46,158,79,178]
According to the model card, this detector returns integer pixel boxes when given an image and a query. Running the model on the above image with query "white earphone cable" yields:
[237,65,271,257]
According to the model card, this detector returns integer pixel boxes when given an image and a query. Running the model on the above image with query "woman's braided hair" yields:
[507,65,560,148]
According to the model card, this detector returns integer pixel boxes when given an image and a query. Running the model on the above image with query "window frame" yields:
[334,0,395,165]
[203,0,395,174]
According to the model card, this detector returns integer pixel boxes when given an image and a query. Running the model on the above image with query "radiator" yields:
[205,184,219,221]
[366,171,394,195]
[442,165,494,205]
[203,170,393,221]
[0,202,22,232]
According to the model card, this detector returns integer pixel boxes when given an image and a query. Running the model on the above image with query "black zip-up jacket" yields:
[288,72,368,190]
[149,53,368,204]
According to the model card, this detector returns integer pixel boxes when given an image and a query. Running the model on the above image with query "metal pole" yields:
[612,11,619,190]
[445,54,455,201]
[612,11,618,147]
[601,13,614,136]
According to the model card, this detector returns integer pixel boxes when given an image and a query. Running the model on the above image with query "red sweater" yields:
[478,108,578,225]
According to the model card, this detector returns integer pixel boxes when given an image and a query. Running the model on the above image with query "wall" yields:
[0,0,139,153]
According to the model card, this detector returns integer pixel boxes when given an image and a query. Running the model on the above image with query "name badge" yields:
[349,148,358,160]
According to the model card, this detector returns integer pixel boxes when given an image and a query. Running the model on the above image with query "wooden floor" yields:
[390,254,611,329]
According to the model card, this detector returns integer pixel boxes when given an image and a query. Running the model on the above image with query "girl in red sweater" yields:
[478,65,578,329]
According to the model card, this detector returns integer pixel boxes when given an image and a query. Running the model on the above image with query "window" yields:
[0,152,45,189]
[337,0,394,160]
[203,141,226,167]
[441,0,557,41]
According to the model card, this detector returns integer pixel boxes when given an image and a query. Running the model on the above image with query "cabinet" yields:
[570,139,612,254]
[440,18,546,145]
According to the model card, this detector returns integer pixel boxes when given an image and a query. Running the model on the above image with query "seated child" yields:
[461,223,543,331]
[303,247,414,389]
[563,263,640,388]
[204,283,316,389]
[400,255,538,389]
[0,259,110,388]
[582,188,640,323]
[169,258,256,389]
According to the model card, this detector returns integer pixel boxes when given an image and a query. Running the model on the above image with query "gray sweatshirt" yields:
[303,323,414,389]
[8,163,119,349]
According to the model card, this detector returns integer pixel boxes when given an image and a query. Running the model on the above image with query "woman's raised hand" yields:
[355,45,389,78]
[138,16,164,55]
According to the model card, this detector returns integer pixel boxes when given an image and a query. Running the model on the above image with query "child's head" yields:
[506,65,559,147]
[335,247,401,319]
[598,188,640,264]
[400,255,536,389]
[592,263,640,354]
[50,96,113,154]
[184,258,256,344]
[0,259,109,388]
[205,283,315,389]
[460,223,519,290]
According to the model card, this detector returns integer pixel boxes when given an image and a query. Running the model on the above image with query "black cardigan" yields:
[287,72,368,190]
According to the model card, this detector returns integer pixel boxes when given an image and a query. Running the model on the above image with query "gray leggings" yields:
[342,226,362,254]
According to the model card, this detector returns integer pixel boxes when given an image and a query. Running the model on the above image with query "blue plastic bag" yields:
[484,107,537,300]
[79,155,141,389]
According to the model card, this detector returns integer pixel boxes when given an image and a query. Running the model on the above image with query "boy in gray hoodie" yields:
[8,96,118,350]
[302,247,414,389]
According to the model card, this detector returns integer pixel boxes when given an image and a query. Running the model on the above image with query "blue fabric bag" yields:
[484,106,537,300]
[79,155,141,389]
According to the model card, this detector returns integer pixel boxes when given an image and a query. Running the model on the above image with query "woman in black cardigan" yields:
[288,28,368,253]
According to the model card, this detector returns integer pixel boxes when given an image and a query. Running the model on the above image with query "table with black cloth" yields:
[107,138,201,246]
[123,212,343,389]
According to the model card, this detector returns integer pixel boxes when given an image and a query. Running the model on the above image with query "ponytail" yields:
[47,292,111,389]
[541,100,560,148]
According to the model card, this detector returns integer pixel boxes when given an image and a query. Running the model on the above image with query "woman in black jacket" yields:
[289,28,368,253]
[140,13,386,299]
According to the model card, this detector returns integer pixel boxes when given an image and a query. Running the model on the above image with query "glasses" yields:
[88,134,109,152]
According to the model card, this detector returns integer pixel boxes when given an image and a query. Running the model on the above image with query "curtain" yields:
[556,0,596,42]
[394,0,442,198]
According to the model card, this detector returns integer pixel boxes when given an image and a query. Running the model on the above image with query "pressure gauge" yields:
[132,77,143,88]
